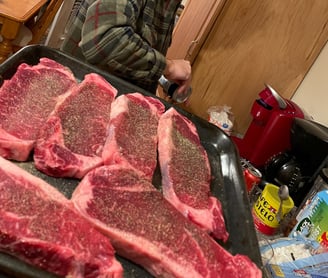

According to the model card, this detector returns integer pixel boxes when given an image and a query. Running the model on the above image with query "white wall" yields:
[292,41,328,128]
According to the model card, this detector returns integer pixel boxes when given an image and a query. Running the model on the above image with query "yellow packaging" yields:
[252,183,294,235]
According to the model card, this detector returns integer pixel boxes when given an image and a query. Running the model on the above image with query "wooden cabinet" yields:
[171,0,328,134]
[167,0,226,63]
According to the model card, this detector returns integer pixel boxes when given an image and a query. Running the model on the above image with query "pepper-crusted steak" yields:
[0,156,123,278]
[102,92,165,181]
[0,58,77,161]
[71,164,262,278]
[34,73,117,179]
[158,107,229,241]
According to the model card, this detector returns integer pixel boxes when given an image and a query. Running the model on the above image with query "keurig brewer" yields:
[232,84,308,169]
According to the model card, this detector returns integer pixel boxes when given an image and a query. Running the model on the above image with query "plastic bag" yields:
[260,234,328,278]
[207,105,234,135]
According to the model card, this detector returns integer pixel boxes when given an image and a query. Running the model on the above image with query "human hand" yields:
[164,59,192,97]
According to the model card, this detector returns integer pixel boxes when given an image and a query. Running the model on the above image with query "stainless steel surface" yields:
[276,184,290,222]
[265,83,287,109]
[158,75,192,103]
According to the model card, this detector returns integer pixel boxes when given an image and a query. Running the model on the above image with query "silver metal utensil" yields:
[276,185,289,223]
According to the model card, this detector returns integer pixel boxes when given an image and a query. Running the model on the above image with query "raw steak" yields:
[34,73,117,179]
[71,164,262,278]
[0,58,77,161]
[0,156,123,278]
[102,93,165,180]
[157,107,229,242]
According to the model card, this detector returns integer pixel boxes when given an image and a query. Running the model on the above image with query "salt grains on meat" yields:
[0,58,77,161]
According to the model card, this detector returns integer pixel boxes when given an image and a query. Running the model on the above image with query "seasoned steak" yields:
[71,164,262,278]
[0,157,123,278]
[34,73,117,178]
[0,58,77,161]
[158,107,229,241]
[102,92,165,180]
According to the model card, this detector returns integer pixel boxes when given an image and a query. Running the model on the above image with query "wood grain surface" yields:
[180,0,328,134]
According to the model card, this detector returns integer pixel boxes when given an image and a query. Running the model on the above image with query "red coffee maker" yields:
[232,84,309,169]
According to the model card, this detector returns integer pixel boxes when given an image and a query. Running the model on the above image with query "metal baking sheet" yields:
[0,45,263,277]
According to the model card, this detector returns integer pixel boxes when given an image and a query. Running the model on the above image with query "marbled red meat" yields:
[158,107,229,241]
[0,156,123,278]
[71,164,262,278]
[0,58,77,161]
[34,73,117,178]
[102,92,165,180]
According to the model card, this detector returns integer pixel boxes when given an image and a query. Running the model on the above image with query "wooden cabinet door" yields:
[167,0,226,63]
[181,0,328,134]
